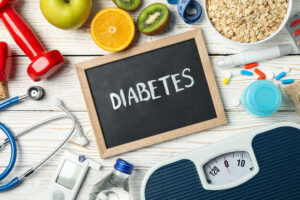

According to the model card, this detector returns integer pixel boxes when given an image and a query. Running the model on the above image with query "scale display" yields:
[203,151,254,185]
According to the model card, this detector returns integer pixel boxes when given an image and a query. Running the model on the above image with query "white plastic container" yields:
[205,0,293,45]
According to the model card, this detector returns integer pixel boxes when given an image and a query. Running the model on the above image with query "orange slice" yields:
[91,8,135,52]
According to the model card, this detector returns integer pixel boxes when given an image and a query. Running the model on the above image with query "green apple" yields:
[40,0,92,29]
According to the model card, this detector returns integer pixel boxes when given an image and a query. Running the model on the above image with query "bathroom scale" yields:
[141,122,300,200]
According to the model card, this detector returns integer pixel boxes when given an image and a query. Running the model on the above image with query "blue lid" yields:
[114,158,134,175]
[243,80,281,117]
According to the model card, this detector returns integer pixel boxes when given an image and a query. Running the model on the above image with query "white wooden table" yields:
[0,0,299,199]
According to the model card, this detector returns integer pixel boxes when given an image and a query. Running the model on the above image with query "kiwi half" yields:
[137,3,170,36]
[113,0,141,11]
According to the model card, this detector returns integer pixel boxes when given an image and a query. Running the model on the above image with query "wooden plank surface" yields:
[0,0,299,199]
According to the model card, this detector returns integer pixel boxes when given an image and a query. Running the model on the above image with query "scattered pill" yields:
[254,68,266,79]
[244,62,258,69]
[233,98,241,106]
[275,72,286,80]
[266,72,274,80]
[282,79,294,84]
[283,66,291,73]
[295,29,300,36]
[291,18,300,27]
[223,72,232,85]
[240,70,253,76]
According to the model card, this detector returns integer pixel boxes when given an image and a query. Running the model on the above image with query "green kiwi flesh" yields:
[137,3,170,35]
[113,0,140,11]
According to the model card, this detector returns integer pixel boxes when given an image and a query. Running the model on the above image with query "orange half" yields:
[91,8,135,52]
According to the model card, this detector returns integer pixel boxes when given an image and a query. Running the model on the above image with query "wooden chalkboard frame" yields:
[76,29,227,158]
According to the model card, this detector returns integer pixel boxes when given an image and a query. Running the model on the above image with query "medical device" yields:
[47,150,100,200]
[142,122,300,200]
[0,86,89,192]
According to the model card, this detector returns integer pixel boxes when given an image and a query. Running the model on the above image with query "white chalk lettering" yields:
[171,73,184,92]
[110,93,121,110]
[182,68,194,88]
[136,82,151,102]
[128,87,139,106]
[158,75,171,95]
[148,80,161,100]
[109,68,195,110]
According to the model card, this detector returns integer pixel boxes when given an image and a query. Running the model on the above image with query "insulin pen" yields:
[218,44,292,68]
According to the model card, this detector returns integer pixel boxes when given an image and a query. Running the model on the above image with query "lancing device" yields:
[218,44,292,68]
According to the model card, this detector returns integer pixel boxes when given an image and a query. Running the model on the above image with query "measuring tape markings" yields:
[167,0,202,24]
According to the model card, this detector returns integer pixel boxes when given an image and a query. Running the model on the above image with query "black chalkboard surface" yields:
[76,29,226,158]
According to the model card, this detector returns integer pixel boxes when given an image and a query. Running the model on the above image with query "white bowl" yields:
[205,0,293,45]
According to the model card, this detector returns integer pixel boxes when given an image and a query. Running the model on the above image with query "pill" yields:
[223,72,232,85]
[254,68,266,79]
[266,72,274,80]
[244,62,258,69]
[275,72,286,80]
[233,98,241,106]
[295,29,300,36]
[291,18,300,27]
[240,70,253,76]
[282,79,294,84]
[283,66,291,73]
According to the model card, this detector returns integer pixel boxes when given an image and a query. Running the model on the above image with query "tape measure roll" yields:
[167,0,202,24]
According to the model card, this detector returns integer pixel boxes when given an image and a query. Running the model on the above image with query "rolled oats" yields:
[206,0,289,43]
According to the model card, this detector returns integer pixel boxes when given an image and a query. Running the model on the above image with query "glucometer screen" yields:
[56,160,83,190]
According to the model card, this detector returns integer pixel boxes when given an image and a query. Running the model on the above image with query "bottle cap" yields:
[243,80,281,117]
[114,158,134,175]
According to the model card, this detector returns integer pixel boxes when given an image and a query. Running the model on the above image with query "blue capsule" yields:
[275,72,286,80]
[281,79,294,84]
[240,70,253,76]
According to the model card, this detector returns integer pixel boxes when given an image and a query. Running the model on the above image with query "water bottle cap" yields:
[114,159,134,175]
[243,80,281,117]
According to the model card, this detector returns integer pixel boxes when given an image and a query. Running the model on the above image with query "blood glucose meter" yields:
[47,151,101,200]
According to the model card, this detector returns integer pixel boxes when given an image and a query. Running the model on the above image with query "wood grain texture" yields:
[0,0,299,199]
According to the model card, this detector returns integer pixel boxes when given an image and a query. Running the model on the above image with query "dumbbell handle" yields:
[0,6,45,60]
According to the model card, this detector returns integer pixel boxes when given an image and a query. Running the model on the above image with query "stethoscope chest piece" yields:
[27,86,44,100]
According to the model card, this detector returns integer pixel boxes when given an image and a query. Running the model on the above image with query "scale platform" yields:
[141,122,300,200]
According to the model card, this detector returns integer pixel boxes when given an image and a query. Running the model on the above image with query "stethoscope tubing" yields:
[0,100,80,191]
[0,122,17,181]
[0,96,20,110]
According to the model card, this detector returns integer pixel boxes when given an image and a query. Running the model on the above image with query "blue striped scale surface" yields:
[145,126,300,200]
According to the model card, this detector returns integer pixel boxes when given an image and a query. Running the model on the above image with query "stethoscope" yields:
[0,86,89,192]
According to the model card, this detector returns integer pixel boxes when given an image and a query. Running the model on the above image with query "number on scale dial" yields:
[203,151,254,185]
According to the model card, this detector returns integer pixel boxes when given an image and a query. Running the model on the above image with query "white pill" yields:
[266,72,274,80]
[283,66,291,73]
[233,98,241,106]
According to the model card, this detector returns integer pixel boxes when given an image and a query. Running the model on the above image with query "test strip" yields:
[291,18,300,27]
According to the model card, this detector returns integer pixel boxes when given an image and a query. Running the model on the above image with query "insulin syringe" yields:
[218,44,292,68]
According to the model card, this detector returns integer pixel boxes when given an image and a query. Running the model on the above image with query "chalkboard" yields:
[76,29,226,158]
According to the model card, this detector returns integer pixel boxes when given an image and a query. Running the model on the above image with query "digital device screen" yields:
[56,160,83,190]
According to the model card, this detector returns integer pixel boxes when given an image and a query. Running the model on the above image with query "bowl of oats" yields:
[206,0,292,44]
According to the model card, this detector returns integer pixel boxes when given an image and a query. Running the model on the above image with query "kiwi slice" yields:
[113,0,141,11]
[137,3,170,36]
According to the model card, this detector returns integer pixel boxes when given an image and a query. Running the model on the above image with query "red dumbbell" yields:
[0,0,64,81]
[0,41,13,82]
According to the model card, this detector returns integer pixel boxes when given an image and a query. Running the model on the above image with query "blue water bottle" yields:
[89,159,134,200]
[241,80,282,117]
